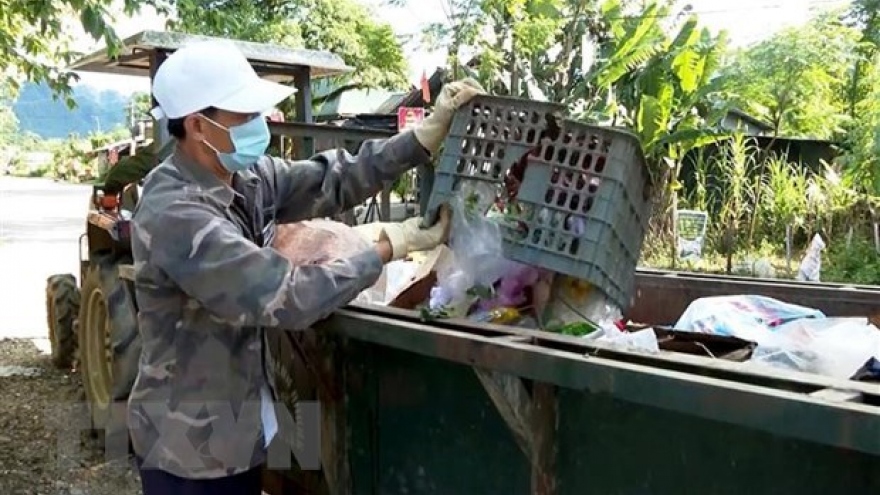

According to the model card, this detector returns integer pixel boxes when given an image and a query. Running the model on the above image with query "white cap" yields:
[150,39,296,120]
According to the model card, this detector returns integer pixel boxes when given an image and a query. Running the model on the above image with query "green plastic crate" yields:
[425,95,652,310]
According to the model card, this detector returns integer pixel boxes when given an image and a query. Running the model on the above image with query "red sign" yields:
[397,107,425,132]
[267,108,285,122]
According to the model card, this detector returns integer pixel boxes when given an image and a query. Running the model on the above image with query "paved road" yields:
[0,176,90,339]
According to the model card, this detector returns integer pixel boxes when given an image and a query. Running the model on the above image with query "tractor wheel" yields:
[77,255,142,451]
[46,274,80,369]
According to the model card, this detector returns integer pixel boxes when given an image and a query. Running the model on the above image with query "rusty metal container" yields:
[267,295,880,494]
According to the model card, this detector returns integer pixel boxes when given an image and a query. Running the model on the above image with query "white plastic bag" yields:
[382,260,420,304]
[541,275,622,333]
[430,184,511,314]
[674,295,825,345]
[597,326,660,353]
[796,233,825,282]
[748,318,880,379]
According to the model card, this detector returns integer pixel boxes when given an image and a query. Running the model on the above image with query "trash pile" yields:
[675,295,880,381]
[366,182,659,353]
[272,184,880,384]
[362,189,880,381]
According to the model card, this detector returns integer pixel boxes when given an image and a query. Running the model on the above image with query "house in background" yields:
[680,107,839,213]
[712,107,836,170]
[720,108,774,136]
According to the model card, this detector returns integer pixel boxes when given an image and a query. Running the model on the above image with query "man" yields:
[128,39,482,494]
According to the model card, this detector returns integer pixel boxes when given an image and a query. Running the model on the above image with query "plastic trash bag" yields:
[273,219,386,304]
[853,357,880,381]
[597,326,660,353]
[748,318,880,380]
[796,233,825,282]
[449,181,511,288]
[674,295,825,345]
[430,183,513,315]
[383,260,420,304]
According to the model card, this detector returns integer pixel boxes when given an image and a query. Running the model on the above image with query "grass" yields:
[641,248,796,278]
[640,234,880,286]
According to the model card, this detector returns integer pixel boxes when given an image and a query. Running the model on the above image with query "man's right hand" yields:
[413,79,485,155]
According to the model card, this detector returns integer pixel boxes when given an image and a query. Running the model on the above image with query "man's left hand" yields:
[354,206,452,262]
[414,78,486,155]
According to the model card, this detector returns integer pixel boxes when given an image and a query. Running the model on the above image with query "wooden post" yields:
[293,66,314,159]
[148,50,170,149]
[785,224,793,276]
[530,383,557,495]
[474,369,558,494]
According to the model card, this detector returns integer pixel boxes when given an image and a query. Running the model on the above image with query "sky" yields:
[72,0,853,94]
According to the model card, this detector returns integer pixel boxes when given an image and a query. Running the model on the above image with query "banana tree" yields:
[571,1,732,170]
[569,0,733,265]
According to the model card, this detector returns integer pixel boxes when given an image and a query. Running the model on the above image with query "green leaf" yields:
[636,95,664,151]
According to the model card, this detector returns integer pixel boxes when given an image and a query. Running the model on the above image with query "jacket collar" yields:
[171,146,260,207]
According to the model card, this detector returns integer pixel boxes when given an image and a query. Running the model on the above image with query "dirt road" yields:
[0,339,140,495]
[0,177,140,494]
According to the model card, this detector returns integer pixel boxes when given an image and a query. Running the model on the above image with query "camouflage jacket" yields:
[128,131,430,479]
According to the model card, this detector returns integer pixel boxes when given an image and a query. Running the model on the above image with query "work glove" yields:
[413,78,486,155]
[353,206,451,261]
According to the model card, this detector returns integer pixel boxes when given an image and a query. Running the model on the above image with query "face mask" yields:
[201,114,271,172]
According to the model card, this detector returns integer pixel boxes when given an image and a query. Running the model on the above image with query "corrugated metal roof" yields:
[69,30,353,80]
[316,88,404,117]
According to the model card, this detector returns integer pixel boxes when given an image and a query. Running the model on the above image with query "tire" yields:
[77,255,142,454]
[46,274,80,370]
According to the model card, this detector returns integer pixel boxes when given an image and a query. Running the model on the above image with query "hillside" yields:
[12,82,132,139]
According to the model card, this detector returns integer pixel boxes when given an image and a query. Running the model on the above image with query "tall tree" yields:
[838,0,880,204]
[0,0,167,104]
[843,0,880,117]
[170,0,410,91]
[391,0,609,99]
[0,80,20,145]
[387,0,486,81]
[718,10,859,139]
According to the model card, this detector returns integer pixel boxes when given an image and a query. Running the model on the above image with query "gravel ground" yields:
[0,338,141,495]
